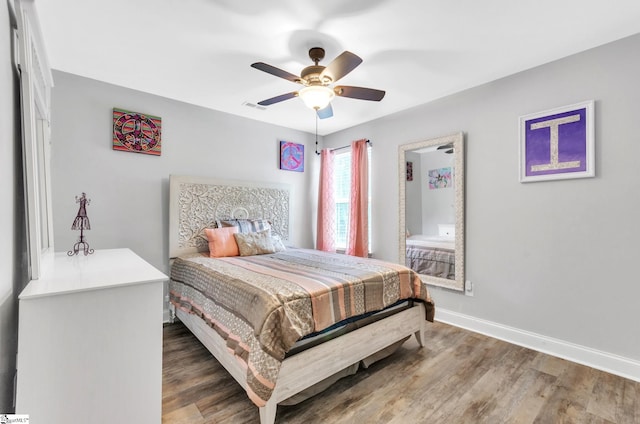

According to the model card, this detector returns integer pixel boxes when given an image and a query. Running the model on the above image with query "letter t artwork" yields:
[519,101,594,182]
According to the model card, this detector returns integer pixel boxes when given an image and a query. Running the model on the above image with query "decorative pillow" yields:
[234,229,277,256]
[250,219,272,232]
[271,234,287,252]
[220,219,271,234]
[204,227,239,258]
[197,220,221,242]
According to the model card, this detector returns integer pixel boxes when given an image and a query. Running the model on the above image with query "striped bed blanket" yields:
[405,244,455,279]
[169,248,434,407]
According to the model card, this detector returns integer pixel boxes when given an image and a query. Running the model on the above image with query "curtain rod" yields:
[330,139,372,152]
[315,139,372,155]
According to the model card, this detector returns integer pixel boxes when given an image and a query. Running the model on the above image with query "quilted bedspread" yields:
[169,248,434,406]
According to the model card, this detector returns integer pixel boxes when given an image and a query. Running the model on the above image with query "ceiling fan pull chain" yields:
[315,113,320,155]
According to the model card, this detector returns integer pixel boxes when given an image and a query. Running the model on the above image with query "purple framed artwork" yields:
[428,167,452,189]
[519,100,594,182]
[113,108,162,155]
[280,141,304,172]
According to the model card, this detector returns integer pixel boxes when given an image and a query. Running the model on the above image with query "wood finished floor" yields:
[162,320,639,424]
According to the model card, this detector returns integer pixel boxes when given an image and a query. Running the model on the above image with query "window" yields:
[333,147,372,251]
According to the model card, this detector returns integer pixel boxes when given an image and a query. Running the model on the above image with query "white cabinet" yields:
[16,248,167,424]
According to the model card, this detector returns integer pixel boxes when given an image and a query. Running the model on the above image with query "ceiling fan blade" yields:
[320,51,362,83]
[317,104,333,119]
[334,86,385,101]
[251,62,301,83]
[257,92,298,106]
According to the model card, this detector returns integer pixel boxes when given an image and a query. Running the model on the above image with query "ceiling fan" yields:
[251,47,385,119]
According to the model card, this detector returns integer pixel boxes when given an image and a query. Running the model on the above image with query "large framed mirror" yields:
[399,132,464,291]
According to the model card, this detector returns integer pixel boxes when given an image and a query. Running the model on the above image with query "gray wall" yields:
[50,71,319,276]
[324,34,640,362]
[0,0,28,412]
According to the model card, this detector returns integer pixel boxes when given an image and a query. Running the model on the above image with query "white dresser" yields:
[16,248,167,424]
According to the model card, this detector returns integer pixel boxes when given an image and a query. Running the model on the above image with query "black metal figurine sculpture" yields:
[68,192,94,256]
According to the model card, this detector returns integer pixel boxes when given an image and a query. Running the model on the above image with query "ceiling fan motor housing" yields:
[301,65,329,85]
[301,48,332,85]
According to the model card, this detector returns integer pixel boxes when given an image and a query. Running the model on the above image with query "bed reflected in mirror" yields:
[399,132,465,291]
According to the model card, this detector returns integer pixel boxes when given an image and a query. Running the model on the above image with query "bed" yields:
[168,175,435,424]
[405,234,455,279]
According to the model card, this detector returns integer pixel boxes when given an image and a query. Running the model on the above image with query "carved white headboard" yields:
[169,175,291,258]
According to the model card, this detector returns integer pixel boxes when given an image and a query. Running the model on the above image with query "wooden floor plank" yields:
[162,320,638,424]
[589,372,622,422]
[500,368,558,424]
[619,379,640,424]
[530,351,571,377]
[587,371,640,424]
[162,404,205,424]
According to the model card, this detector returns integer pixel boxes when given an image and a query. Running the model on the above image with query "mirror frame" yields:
[399,132,465,291]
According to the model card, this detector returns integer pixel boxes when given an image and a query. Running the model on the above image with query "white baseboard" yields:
[435,308,640,383]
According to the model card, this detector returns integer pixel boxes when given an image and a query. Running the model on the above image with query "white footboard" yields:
[176,302,427,424]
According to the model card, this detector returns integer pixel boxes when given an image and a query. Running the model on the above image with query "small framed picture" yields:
[406,161,413,181]
[428,167,452,189]
[113,108,162,156]
[519,100,594,182]
[279,141,304,172]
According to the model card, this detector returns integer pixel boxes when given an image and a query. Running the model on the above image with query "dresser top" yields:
[19,248,167,300]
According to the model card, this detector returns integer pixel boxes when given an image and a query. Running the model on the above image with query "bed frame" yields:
[168,175,427,424]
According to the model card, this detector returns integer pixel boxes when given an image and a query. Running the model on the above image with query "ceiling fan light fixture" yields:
[299,85,335,110]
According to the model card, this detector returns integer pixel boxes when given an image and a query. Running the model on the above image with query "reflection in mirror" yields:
[399,132,464,291]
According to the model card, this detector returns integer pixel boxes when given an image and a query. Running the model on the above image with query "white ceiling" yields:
[35,0,640,136]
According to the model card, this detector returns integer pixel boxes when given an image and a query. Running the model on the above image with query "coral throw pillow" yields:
[204,227,239,257]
